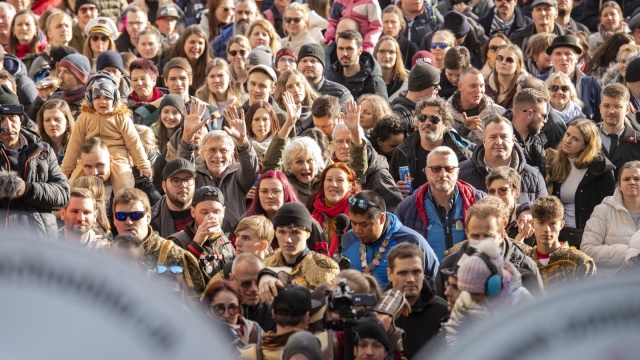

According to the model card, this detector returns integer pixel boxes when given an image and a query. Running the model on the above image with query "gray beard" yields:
[234,21,250,36]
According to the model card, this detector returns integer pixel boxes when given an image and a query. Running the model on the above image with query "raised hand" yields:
[283,91,301,125]
[181,102,208,143]
[223,106,248,146]
[462,112,483,132]
[345,100,363,145]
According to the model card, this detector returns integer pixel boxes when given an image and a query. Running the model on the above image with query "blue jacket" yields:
[342,213,439,288]
[211,23,234,60]
[538,68,601,122]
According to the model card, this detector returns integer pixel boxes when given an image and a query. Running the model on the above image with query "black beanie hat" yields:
[627,58,640,83]
[355,317,391,352]
[298,44,325,68]
[158,94,185,119]
[75,0,100,14]
[96,50,124,74]
[50,46,78,65]
[408,61,441,91]
[273,203,312,232]
[443,11,470,38]
[0,84,20,106]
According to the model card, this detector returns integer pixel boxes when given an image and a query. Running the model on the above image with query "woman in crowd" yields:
[264,0,292,38]
[367,114,407,164]
[128,59,167,123]
[381,5,417,69]
[152,94,184,154]
[196,58,246,114]
[35,99,74,165]
[245,101,280,163]
[83,16,117,73]
[524,33,554,77]
[588,1,629,52]
[547,119,616,247]
[202,281,262,347]
[164,25,211,93]
[279,2,326,54]
[485,44,527,109]
[74,175,111,239]
[600,43,640,86]
[308,162,361,256]
[582,161,640,276]
[7,10,44,70]
[275,47,297,77]
[589,33,633,83]
[28,10,72,81]
[374,36,408,102]
[203,0,235,41]
[571,32,591,73]
[481,34,510,79]
[246,19,281,54]
[274,69,319,121]
[226,35,251,84]
[545,72,584,124]
[357,94,392,133]
[430,30,455,69]
[135,27,163,66]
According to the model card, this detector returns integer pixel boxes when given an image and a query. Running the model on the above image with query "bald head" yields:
[336,18,359,35]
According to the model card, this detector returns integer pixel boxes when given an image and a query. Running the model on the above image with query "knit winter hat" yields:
[246,45,273,67]
[442,11,470,38]
[355,317,391,351]
[158,94,185,119]
[276,47,298,63]
[273,202,312,232]
[627,58,640,83]
[408,61,440,91]
[88,70,118,102]
[74,0,99,14]
[96,50,124,74]
[411,50,437,68]
[59,54,91,84]
[282,331,323,360]
[457,241,504,295]
[0,84,20,106]
[50,46,78,65]
[298,43,325,68]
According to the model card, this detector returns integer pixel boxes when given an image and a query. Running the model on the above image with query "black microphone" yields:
[333,214,351,270]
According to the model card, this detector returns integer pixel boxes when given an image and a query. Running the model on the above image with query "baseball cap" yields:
[162,158,196,180]
[273,284,322,316]
[192,186,225,206]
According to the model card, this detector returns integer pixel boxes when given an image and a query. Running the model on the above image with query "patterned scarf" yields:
[63,86,86,103]
[490,9,515,35]
[311,194,350,256]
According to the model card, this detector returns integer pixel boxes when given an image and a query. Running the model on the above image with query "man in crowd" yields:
[516,76,567,150]
[402,0,442,47]
[342,191,439,287]
[112,188,206,294]
[509,0,565,55]
[59,188,109,250]
[525,196,596,288]
[298,43,353,112]
[622,58,640,125]
[390,96,473,197]
[486,167,535,244]
[449,68,506,145]
[395,146,485,260]
[116,6,148,54]
[151,158,196,238]
[391,61,441,132]
[325,30,388,101]
[0,46,36,107]
[230,253,276,332]
[511,88,549,174]
[0,85,69,238]
[311,95,342,140]
[241,65,287,130]
[155,4,181,48]
[168,186,235,282]
[353,317,392,360]
[96,50,131,101]
[554,0,588,32]
[211,0,258,59]
[458,115,547,203]
[630,14,640,46]
[69,0,99,52]
[387,243,448,359]
[478,0,532,37]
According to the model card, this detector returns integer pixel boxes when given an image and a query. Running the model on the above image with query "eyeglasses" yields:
[259,188,283,196]
[204,147,230,156]
[278,57,297,64]
[523,109,548,120]
[488,186,511,196]
[348,197,380,210]
[425,166,457,173]
[238,280,258,288]
[91,35,109,42]
[284,17,302,24]
[127,21,146,27]
[416,114,441,124]
[169,177,195,187]
[488,45,501,53]
[154,265,184,274]
[211,303,239,316]
[431,42,450,50]
[114,211,146,221]
[79,6,98,13]
[228,49,247,57]
[549,85,570,93]
[496,54,516,63]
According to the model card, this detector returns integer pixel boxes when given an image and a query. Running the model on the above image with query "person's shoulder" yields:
[306,251,340,270]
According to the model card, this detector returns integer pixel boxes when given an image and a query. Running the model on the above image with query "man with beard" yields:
[390,96,473,197]
[554,0,588,32]
[59,188,109,250]
[151,158,196,238]
[116,6,149,54]
[391,61,442,133]
[395,146,485,260]
[478,0,532,37]
[230,253,276,332]
[511,88,549,174]
[68,0,99,52]
[211,0,258,60]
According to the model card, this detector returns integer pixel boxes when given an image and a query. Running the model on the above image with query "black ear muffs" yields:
[477,253,502,297]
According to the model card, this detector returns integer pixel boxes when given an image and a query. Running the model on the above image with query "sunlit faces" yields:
[61,196,96,236]
[47,15,72,46]
[155,16,177,36]
[184,33,206,62]
[191,199,224,228]
[402,0,424,14]
[125,10,148,42]
[482,121,514,161]
[487,178,519,214]
[458,72,485,107]
[445,67,462,86]
[235,228,266,256]
[298,56,323,84]
[323,167,352,203]
[215,0,235,25]
[495,48,518,76]
[534,49,553,72]
[359,99,375,130]
[430,33,451,62]
[289,153,316,184]
[80,148,111,181]
[207,66,230,97]
[465,215,505,246]
[387,256,424,300]
[228,42,249,69]
[425,152,459,193]
[333,127,352,163]
[561,125,587,159]
[619,51,632,79]
[276,225,309,261]
[235,1,256,24]
[160,105,182,131]
[247,71,275,104]
[550,47,578,76]
[13,13,36,44]
[600,6,621,32]
[337,38,362,68]
[251,108,271,141]
[202,138,233,176]
[0,115,21,149]
[284,9,306,36]
[249,25,270,48]
[600,95,628,129]
[381,12,402,37]
[416,106,446,143]
[208,290,240,325]
[277,55,297,72]
[77,3,98,28]
[376,133,405,156]
[495,0,517,20]
[312,115,337,137]
[487,37,507,68]
[89,32,110,54]
[620,167,640,198]
[284,74,305,104]
[375,39,397,70]
[166,68,191,97]
[532,217,564,248]
[58,67,82,92]
[42,108,68,140]
[549,78,571,111]
[524,102,548,135]
[113,201,150,238]
[0,6,14,37]
[136,33,160,60]
[258,178,284,213]
[231,263,261,308]
[130,68,156,100]
[163,170,195,209]
[93,95,114,115]
[531,4,557,27]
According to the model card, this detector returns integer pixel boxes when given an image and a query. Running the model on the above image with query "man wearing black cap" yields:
[0,47,37,108]
[69,0,100,53]
[629,13,640,45]
[509,0,565,56]
[624,58,640,124]
[168,186,236,282]
[151,158,197,238]
[391,61,441,132]
[0,84,70,238]
[353,316,391,360]
[298,43,353,112]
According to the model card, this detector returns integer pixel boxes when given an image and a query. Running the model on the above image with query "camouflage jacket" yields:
[264,249,339,290]
[524,242,596,289]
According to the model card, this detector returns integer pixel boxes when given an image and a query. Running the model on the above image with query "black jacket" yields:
[458,142,547,204]
[403,6,442,47]
[115,29,137,54]
[478,6,532,37]
[243,302,276,333]
[315,76,354,112]
[393,278,449,360]
[325,51,389,101]
[541,109,568,150]
[0,127,70,238]
[514,128,547,175]
[390,91,416,132]
[3,54,37,107]
[550,154,616,229]
[509,23,565,56]
[395,32,418,70]
[602,124,640,179]
[438,68,457,100]
[360,144,404,213]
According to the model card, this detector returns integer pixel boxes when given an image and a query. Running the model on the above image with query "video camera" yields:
[326,279,378,320]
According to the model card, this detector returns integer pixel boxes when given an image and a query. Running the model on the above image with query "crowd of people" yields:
[2,0,640,358]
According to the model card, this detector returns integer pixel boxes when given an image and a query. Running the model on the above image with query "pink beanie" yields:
[457,241,504,295]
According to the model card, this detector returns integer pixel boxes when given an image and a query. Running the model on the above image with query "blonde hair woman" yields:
[430,30,455,69]
[274,69,319,109]
[245,19,281,54]
[280,2,327,53]
[374,36,409,101]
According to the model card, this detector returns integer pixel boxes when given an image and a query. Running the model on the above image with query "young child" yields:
[61,71,152,195]
[324,0,383,52]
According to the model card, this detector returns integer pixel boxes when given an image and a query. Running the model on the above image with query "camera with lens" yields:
[327,278,378,320]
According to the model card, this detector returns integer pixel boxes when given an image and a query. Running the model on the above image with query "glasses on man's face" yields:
[549,85,570,93]
[488,186,511,196]
[154,265,184,274]
[114,211,146,221]
[523,109,548,120]
[348,197,380,210]
[169,177,195,187]
[488,45,501,53]
[91,34,109,42]
[212,303,239,316]
[284,17,302,24]
[238,279,258,288]
[79,6,98,13]
[259,188,283,197]
[204,147,230,156]
[416,114,441,124]
[229,49,247,57]
[278,57,296,64]
[496,54,516,63]
[431,42,450,50]
[426,166,457,173]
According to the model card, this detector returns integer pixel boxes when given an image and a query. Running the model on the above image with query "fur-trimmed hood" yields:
[80,101,132,116]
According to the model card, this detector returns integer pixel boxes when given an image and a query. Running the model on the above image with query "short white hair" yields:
[201,130,235,151]
[282,137,325,174]
[331,122,364,140]
[0,3,16,17]
[426,146,458,166]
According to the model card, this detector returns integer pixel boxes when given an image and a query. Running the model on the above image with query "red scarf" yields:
[311,193,350,256]
[12,43,46,59]
[131,87,164,103]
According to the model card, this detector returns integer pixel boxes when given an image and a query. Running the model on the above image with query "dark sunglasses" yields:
[79,6,97,13]
[488,45,501,52]
[239,280,258,288]
[426,166,457,173]
[488,187,511,196]
[496,54,516,63]
[431,42,450,49]
[348,197,379,210]
[229,49,247,57]
[549,85,570,93]
[114,211,146,221]
[417,114,441,124]
[154,265,184,274]
[91,35,109,42]
[284,17,302,24]
[212,303,239,316]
